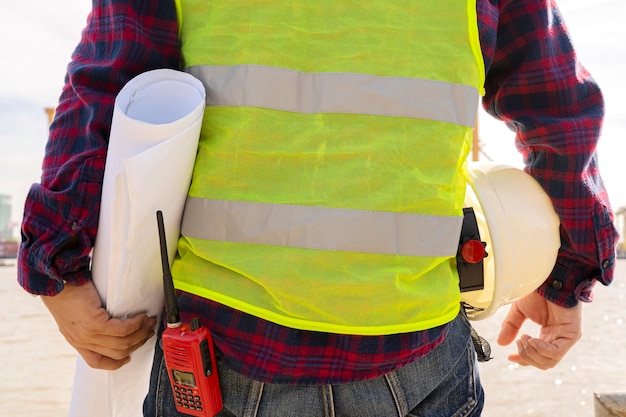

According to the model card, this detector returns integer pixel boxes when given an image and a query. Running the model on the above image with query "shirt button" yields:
[601,259,610,269]
[551,280,563,290]
[71,222,79,231]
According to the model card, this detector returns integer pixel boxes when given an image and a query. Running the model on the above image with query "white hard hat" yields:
[461,162,561,320]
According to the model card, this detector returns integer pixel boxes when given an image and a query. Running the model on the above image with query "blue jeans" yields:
[143,312,484,417]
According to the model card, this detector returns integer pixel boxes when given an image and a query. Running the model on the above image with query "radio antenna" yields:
[156,210,181,327]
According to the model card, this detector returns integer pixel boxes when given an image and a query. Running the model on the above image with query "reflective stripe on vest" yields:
[182,198,463,257]
[188,65,478,127]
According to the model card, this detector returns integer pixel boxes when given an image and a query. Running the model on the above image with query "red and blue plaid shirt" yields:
[18,0,618,385]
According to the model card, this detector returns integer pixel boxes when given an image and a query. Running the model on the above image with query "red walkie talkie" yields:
[156,211,223,416]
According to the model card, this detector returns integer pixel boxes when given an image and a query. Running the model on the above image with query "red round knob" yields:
[461,239,485,264]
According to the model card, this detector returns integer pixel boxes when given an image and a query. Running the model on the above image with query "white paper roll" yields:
[69,69,206,417]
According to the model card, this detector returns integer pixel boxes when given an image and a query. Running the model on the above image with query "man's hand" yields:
[41,280,157,370]
[497,291,582,370]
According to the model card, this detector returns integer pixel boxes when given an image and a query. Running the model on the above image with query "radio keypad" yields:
[174,386,204,411]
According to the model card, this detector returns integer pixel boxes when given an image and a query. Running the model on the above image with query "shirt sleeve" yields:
[479,0,619,307]
[18,0,181,295]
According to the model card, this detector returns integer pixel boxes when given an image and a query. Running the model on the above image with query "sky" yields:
[0,0,625,239]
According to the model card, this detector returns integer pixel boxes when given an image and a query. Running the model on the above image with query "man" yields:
[19,0,618,415]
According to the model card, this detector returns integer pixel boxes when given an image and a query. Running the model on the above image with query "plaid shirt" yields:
[18,0,618,384]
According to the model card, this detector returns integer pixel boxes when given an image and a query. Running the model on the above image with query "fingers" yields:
[42,281,159,370]
[508,334,576,370]
[497,304,526,346]
[78,332,153,370]
[74,315,157,361]
[86,313,157,344]
[78,348,132,371]
[79,348,131,371]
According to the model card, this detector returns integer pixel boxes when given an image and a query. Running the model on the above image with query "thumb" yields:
[498,305,526,346]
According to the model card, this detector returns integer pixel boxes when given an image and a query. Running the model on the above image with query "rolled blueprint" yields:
[69,69,206,417]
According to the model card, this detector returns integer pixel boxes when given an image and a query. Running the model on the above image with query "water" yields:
[0,262,76,416]
[1,260,624,416]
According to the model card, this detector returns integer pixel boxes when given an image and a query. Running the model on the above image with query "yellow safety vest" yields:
[172,0,485,335]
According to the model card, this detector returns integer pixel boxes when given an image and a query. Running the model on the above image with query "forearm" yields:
[481,0,619,306]
[18,0,181,295]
